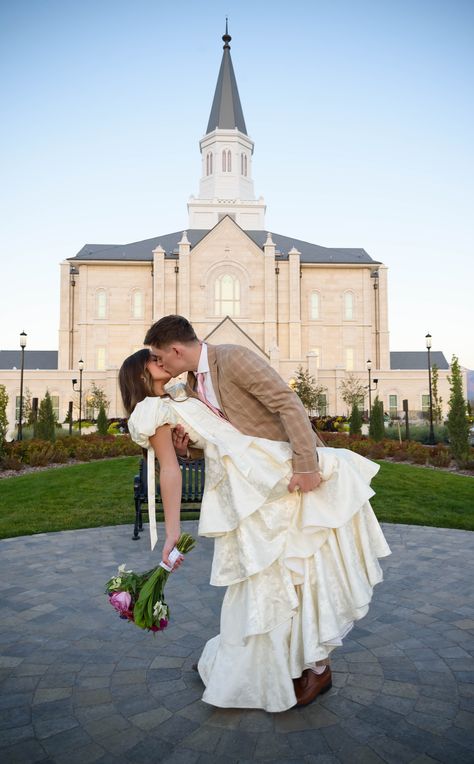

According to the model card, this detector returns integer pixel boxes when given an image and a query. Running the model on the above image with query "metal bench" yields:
[132,457,205,540]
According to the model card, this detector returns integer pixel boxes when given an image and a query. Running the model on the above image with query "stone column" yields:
[288,246,302,360]
[152,245,165,320]
[178,231,191,318]
[263,232,277,352]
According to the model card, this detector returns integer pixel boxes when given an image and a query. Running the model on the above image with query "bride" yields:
[119,349,391,713]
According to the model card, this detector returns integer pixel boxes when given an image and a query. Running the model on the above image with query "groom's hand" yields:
[172,425,190,457]
[288,471,322,493]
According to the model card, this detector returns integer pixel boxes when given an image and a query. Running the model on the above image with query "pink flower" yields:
[109,591,132,615]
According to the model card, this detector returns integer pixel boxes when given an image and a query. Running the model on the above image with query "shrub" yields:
[349,403,362,436]
[407,443,429,465]
[369,397,385,442]
[0,384,8,456]
[96,404,109,436]
[36,392,57,442]
[429,447,452,468]
[0,454,24,471]
[447,355,470,467]
[27,442,55,467]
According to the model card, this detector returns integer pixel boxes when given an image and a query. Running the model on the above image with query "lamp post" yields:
[17,331,27,441]
[425,333,435,445]
[72,359,84,435]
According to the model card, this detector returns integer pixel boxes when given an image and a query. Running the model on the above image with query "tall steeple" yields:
[206,20,247,135]
[188,23,266,231]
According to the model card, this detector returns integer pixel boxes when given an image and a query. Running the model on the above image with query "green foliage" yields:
[291,366,327,414]
[96,404,109,436]
[369,396,385,441]
[447,355,470,466]
[0,384,8,455]
[36,391,57,442]
[339,373,365,414]
[431,363,443,424]
[349,401,362,436]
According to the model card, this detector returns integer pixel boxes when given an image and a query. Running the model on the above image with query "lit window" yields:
[132,290,143,319]
[97,290,107,319]
[97,348,106,371]
[344,292,354,320]
[51,395,59,421]
[215,274,241,316]
[345,348,354,371]
[389,395,397,418]
[310,292,320,320]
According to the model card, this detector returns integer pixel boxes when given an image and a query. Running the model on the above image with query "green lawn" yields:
[0,457,472,540]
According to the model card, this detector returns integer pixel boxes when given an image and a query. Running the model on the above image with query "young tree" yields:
[291,367,327,415]
[36,391,57,442]
[0,385,9,455]
[349,401,362,436]
[431,363,443,424]
[369,396,385,442]
[447,356,470,466]
[96,403,109,436]
[339,373,365,415]
[85,382,110,419]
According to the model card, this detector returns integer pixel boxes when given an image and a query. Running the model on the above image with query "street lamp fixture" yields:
[17,331,27,441]
[425,333,435,445]
[72,359,85,435]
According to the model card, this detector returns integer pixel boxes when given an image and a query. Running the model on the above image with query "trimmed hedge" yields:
[0,434,141,471]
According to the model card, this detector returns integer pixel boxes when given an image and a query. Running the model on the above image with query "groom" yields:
[144,315,331,705]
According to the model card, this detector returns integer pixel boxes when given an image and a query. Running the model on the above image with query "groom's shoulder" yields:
[214,343,260,362]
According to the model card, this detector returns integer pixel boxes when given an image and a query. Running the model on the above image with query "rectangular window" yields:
[421,394,430,413]
[344,292,354,320]
[51,395,59,421]
[318,394,327,417]
[389,394,397,418]
[132,291,143,319]
[345,348,354,371]
[97,291,107,319]
[97,348,106,371]
[310,292,320,320]
[310,348,321,368]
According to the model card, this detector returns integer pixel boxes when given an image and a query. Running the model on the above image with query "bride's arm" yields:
[149,425,182,567]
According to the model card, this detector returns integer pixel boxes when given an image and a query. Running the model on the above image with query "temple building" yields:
[1,27,462,434]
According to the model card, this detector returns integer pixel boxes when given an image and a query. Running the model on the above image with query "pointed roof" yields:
[206,22,247,135]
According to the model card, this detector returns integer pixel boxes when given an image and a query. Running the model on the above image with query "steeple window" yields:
[241,153,248,176]
[222,150,232,173]
[206,152,213,175]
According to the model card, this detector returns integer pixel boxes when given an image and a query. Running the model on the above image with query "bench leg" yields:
[132,498,141,540]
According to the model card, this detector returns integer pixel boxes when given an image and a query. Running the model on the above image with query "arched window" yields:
[344,291,354,320]
[209,152,213,174]
[222,150,227,172]
[310,291,320,320]
[227,150,232,172]
[96,289,107,319]
[206,152,213,176]
[132,290,143,319]
[215,274,241,317]
[244,154,247,176]
[206,153,209,176]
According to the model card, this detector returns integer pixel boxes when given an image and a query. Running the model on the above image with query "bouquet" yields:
[105,533,196,633]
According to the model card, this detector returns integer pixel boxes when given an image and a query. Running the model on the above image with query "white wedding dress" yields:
[128,390,391,713]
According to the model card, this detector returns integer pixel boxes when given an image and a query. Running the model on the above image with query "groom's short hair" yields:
[144,315,198,347]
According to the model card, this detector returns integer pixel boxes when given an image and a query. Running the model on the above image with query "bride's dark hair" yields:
[119,349,156,416]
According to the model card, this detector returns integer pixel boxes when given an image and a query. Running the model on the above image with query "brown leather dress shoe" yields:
[293,666,332,707]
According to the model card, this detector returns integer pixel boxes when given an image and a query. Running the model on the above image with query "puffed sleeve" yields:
[127,397,172,448]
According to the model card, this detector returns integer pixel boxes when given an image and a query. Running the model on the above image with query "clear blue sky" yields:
[1,0,473,368]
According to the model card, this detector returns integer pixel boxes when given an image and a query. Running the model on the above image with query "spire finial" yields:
[222,17,231,49]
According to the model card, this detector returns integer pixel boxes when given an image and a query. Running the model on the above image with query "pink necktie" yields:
[196,372,227,419]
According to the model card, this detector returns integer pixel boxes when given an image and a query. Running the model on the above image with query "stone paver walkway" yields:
[1,521,473,763]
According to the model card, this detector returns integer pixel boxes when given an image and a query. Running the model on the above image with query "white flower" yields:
[153,601,168,621]
[118,564,132,574]
[109,576,122,590]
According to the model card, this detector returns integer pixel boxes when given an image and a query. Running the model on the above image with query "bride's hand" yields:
[162,533,184,571]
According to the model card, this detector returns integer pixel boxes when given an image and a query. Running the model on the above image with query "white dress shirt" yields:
[196,343,221,410]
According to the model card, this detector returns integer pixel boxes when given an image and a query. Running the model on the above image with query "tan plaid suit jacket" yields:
[186,343,320,473]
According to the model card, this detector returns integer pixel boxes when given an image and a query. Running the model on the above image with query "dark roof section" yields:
[70,228,378,265]
[0,350,58,370]
[206,25,247,135]
[390,351,449,370]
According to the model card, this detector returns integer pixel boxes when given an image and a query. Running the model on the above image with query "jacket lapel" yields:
[206,344,225,413]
